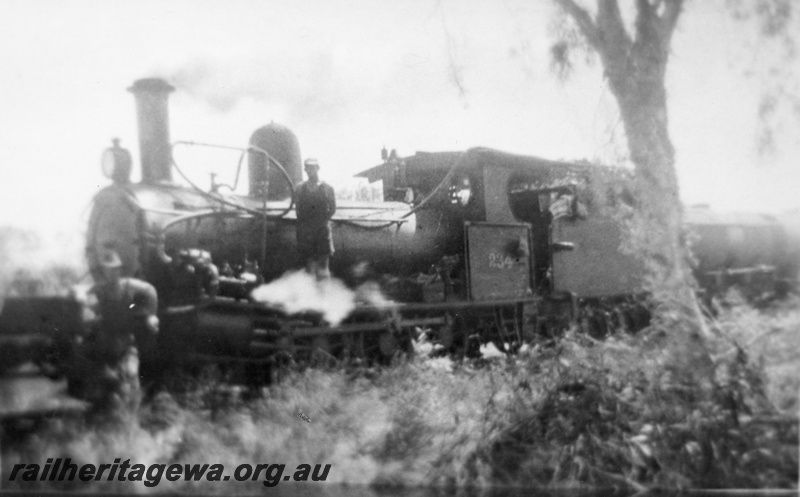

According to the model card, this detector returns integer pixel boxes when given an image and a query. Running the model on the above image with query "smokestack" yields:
[128,78,175,184]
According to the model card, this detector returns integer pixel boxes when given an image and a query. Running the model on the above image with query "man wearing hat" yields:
[295,158,336,279]
[83,249,159,412]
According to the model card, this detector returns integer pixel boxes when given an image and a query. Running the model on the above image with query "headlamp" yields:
[101,138,132,183]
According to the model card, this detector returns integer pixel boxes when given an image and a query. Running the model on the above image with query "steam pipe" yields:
[170,141,296,218]
[129,78,175,184]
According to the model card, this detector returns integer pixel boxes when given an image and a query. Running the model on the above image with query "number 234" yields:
[488,253,515,269]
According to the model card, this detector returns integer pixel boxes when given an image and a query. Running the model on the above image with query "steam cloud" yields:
[250,271,390,326]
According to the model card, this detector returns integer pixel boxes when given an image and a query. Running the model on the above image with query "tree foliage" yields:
[726,0,800,155]
[550,0,798,382]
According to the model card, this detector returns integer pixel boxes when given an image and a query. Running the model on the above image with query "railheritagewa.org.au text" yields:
[9,458,331,487]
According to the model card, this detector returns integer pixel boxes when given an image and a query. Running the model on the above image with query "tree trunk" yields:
[554,0,714,381]
[611,56,713,384]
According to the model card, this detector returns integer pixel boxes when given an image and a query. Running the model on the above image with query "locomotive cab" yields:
[359,148,645,302]
[507,185,576,293]
[358,148,651,343]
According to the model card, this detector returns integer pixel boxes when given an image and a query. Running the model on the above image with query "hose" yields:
[170,141,295,218]
[160,209,253,232]
[400,151,467,219]
[315,151,469,231]
[169,141,455,232]
[334,218,410,231]
[314,152,467,230]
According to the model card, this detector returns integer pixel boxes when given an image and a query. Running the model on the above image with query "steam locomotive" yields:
[1,78,797,418]
[80,78,652,366]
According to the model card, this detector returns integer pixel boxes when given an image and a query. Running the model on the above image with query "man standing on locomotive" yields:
[85,249,159,413]
[295,158,336,280]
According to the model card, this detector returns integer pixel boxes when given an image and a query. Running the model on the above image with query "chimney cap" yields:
[128,78,175,94]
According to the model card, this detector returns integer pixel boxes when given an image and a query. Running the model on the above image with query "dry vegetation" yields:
[3,296,797,494]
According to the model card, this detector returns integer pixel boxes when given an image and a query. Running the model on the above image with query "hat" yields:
[99,250,123,269]
[304,158,320,168]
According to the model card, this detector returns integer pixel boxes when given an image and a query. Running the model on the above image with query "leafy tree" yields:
[550,1,797,376]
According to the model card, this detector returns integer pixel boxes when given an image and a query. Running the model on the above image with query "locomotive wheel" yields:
[342,331,367,361]
[579,316,591,336]
[374,326,413,362]
[579,306,609,339]
[311,335,333,355]
[340,309,402,364]
[615,307,634,334]
[629,303,651,332]
[438,314,456,350]
[363,328,397,365]
[378,331,398,358]
[536,316,567,343]
[491,338,521,356]
[464,333,482,359]
[443,313,480,360]
[245,361,276,388]
[589,311,609,339]
[310,335,336,366]
[276,335,296,359]
[440,312,464,354]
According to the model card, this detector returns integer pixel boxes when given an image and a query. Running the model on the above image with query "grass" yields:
[708,293,800,414]
[3,296,797,494]
[0,225,797,492]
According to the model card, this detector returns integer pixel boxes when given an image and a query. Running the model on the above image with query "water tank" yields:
[248,123,302,200]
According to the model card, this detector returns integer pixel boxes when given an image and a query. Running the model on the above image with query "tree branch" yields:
[634,0,664,58]
[595,0,633,90]
[660,0,683,44]
[597,0,632,54]
[635,0,656,41]
[632,0,682,72]
[554,0,600,48]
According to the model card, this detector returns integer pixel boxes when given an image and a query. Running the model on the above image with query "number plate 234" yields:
[488,252,516,270]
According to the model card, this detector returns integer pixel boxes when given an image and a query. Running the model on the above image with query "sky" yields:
[0,0,798,236]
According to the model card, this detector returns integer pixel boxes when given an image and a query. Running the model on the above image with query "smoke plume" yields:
[156,54,370,126]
